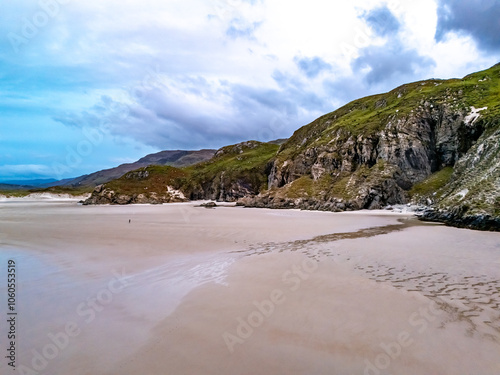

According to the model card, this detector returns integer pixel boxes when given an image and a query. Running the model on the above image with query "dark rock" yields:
[419,209,500,232]
[200,201,217,208]
[83,186,187,205]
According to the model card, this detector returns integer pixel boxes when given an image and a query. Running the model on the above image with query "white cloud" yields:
[44,0,500,148]
[1,0,500,179]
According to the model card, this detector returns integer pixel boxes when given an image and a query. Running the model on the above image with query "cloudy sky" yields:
[1,0,499,181]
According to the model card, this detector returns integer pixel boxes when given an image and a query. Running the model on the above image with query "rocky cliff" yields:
[416,125,500,231]
[240,63,500,230]
[84,64,500,231]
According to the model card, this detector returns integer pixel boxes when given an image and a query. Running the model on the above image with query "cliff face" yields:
[418,126,500,230]
[181,141,278,202]
[243,103,482,210]
[241,64,500,230]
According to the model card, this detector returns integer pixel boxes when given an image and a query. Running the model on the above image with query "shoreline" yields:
[3,194,497,232]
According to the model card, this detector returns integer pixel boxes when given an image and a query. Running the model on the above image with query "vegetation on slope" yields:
[85,141,280,203]
[182,141,279,198]
[409,167,454,200]
[278,63,500,162]
[105,165,189,195]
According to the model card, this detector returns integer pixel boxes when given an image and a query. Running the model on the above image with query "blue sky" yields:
[1,0,499,181]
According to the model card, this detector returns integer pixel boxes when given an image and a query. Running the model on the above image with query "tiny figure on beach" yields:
[129,219,131,223]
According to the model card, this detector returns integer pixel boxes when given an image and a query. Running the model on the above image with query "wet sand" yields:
[0,201,499,374]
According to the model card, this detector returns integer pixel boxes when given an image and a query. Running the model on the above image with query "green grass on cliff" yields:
[409,167,454,199]
[272,174,337,200]
[187,142,278,177]
[106,165,189,194]
[278,63,500,161]
[183,141,279,194]
[284,176,314,198]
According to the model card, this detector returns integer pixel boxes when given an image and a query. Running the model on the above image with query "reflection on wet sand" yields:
[0,202,499,374]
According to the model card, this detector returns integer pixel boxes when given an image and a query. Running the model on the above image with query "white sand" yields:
[0,201,499,374]
[0,193,90,201]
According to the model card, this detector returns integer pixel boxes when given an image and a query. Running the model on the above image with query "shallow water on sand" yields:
[1,201,499,374]
[0,246,239,374]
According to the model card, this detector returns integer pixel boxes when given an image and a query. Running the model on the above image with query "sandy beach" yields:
[0,201,499,374]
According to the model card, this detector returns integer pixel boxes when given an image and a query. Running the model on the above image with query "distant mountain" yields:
[0,178,58,186]
[42,178,77,187]
[66,149,216,187]
[0,178,78,190]
[0,178,79,188]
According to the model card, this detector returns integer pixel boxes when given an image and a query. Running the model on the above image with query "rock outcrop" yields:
[83,166,189,205]
[83,183,187,205]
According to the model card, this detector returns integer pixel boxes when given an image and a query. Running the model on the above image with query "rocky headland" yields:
[83,64,500,231]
